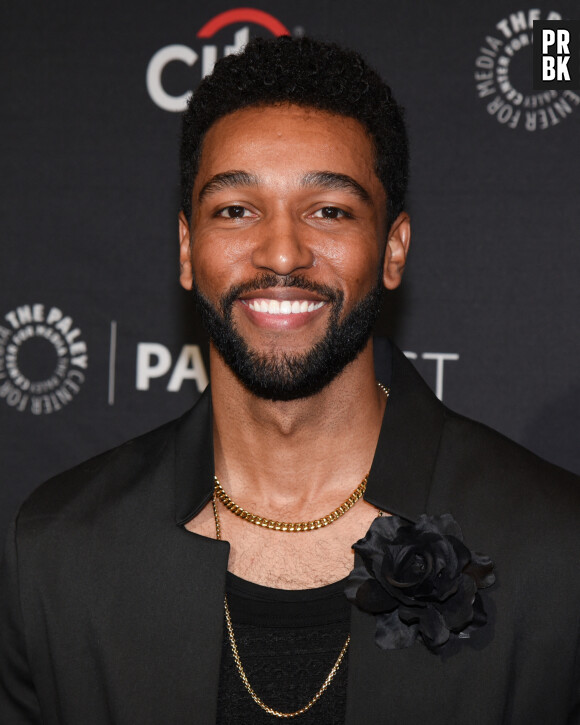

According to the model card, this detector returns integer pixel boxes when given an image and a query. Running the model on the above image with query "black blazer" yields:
[2,345,580,724]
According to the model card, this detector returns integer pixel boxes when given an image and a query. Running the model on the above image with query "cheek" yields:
[312,220,383,281]
[323,245,382,297]
[190,232,250,295]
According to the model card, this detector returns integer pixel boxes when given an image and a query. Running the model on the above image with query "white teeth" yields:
[307,301,324,312]
[247,299,325,314]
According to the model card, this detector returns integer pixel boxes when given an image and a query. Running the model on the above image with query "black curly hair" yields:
[180,35,408,230]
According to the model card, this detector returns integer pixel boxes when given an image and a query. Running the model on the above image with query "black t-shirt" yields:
[216,571,350,724]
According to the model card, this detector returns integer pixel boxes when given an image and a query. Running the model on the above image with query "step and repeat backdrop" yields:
[1,1,579,541]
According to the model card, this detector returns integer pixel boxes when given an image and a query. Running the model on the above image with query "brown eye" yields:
[312,207,349,219]
[321,207,340,219]
[218,205,249,218]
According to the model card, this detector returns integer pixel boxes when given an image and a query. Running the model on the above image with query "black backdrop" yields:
[1,1,579,543]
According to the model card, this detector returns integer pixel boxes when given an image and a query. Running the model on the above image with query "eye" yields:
[216,205,254,219]
[311,206,351,220]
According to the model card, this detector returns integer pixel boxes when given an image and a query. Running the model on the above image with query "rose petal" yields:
[396,603,423,624]
[399,603,450,650]
[434,513,464,540]
[417,606,451,650]
[394,528,439,548]
[352,516,404,552]
[382,581,427,608]
[412,514,462,541]
[414,572,460,602]
[472,592,487,626]
[413,515,441,535]
[344,563,371,602]
[447,536,472,572]
[374,610,419,649]
[353,579,399,614]
[374,547,398,586]
[436,575,477,631]
[458,593,489,639]
[464,552,496,589]
[353,518,404,580]
[385,546,433,588]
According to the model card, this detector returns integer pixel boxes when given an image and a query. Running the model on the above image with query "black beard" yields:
[191,272,384,401]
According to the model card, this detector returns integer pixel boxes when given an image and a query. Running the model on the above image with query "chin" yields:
[193,273,384,401]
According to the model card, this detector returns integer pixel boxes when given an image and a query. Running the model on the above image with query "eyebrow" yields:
[198,171,259,203]
[197,169,372,205]
[300,171,372,204]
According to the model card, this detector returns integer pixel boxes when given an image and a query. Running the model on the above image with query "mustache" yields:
[218,274,343,315]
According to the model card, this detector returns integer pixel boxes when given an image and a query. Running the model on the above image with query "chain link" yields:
[213,383,389,533]
[213,497,350,718]
[213,475,368,532]
[210,381,389,717]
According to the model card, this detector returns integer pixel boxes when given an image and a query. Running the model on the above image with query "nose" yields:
[251,212,314,276]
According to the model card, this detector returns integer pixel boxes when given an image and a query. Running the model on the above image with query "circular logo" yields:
[0,304,88,414]
[146,8,294,112]
[474,8,580,131]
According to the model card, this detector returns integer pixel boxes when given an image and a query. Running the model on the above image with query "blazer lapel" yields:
[365,343,446,520]
[167,389,231,722]
[174,387,216,525]
[345,344,447,724]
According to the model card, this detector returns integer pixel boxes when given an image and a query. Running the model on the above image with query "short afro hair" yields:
[180,36,408,230]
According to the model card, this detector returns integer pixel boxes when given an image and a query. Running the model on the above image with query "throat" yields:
[217,498,383,589]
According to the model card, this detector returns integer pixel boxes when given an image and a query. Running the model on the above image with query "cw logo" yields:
[147,8,291,112]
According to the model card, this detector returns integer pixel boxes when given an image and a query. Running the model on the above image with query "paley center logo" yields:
[147,8,292,112]
[474,8,580,131]
[0,304,88,414]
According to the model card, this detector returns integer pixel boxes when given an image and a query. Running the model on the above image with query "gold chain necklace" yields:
[213,474,368,532]
[212,381,389,717]
[213,383,389,533]
[212,497,350,718]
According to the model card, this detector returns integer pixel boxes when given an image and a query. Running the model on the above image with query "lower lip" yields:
[237,300,328,330]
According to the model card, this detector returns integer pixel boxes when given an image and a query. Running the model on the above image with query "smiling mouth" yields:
[243,299,327,315]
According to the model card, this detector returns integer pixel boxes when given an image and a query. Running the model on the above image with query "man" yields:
[1,36,579,724]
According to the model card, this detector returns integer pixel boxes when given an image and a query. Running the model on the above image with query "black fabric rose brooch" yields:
[345,514,495,652]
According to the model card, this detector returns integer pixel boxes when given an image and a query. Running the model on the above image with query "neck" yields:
[210,340,386,514]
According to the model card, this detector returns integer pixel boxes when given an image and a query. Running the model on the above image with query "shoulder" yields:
[385,342,579,521]
[442,407,578,490]
[14,411,187,535]
[436,407,580,539]
[12,386,213,546]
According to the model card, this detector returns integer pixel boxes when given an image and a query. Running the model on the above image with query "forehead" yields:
[194,104,383,196]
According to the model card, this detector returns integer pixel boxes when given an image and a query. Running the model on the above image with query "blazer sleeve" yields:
[569,629,580,724]
[0,518,42,723]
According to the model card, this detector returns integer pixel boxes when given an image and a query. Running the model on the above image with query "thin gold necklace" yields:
[212,497,350,718]
[212,381,389,717]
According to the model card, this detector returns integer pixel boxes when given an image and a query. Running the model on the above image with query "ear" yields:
[178,211,193,290]
[382,212,411,290]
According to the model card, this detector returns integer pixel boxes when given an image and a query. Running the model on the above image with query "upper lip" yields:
[238,288,327,302]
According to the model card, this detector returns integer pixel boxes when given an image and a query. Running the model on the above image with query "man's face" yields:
[179,104,408,399]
